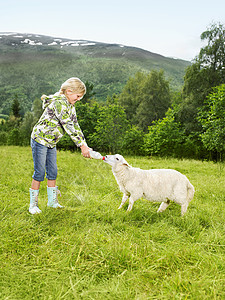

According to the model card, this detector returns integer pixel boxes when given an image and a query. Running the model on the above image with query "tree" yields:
[119,71,146,124]
[136,70,171,131]
[82,81,96,104]
[143,108,185,157]
[199,22,225,79]
[76,102,102,143]
[31,97,43,125]
[119,70,171,132]
[11,94,21,118]
[179,22,225,134]
[89,104,130,153]
[7,128,21,146]
[121,125,145,155]
[18,98,43,145]
[57,101,103,151]
[198,84,225,158]
[19,111,34,145]
[0,131,7,145]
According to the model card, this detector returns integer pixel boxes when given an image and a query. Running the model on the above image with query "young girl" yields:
[29,77,91,214]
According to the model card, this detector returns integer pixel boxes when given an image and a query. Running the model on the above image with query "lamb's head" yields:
[104,154,130,169]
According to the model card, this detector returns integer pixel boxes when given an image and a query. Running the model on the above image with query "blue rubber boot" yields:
[29,189,42,214]
[47,186,64,208]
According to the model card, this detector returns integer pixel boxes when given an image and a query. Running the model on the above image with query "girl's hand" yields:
[80,144,92,158]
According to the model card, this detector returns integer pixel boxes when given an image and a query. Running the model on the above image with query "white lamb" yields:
[103,154,195,216]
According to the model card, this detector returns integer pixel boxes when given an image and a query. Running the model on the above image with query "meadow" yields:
[0,146,225,299]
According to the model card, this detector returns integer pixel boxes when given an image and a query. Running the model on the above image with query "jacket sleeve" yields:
[53,100,87,147]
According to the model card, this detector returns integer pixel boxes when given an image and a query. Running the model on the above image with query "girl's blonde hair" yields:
[41,77,86,101]
[59,77,86,95]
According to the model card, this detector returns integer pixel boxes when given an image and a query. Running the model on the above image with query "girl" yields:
[29,77,91,214]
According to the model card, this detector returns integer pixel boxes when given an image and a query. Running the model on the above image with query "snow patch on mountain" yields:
[0,32,98,48]
[21,39,43,46]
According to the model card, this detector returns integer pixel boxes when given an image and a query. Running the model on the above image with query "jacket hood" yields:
[41,94,67,109]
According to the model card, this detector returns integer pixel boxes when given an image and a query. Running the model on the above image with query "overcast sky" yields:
[1,0,225,61]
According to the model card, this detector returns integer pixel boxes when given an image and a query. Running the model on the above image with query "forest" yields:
[1,22,225,161]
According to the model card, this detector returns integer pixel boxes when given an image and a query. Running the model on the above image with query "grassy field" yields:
[0,146,225,299]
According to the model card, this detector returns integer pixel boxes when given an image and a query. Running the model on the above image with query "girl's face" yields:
[66,90,84,105]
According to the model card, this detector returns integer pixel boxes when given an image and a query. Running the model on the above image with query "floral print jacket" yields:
[31,94,86,148]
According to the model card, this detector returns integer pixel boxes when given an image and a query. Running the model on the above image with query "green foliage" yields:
[180,22,225,135]
[0,34,190,158]
[57,101,104,151]
[89,104,130,153]
[1,146,225,299]
[0,97,43,147]
[0,36,189,116]
[19,112,35,146]
[121,125,145,155]
[7,128,21,145]
[119,71,146,123]
[31,97,43,124]
[58,102,143,155]
[11,94,21,118]
[198,84,225,155]
[119,70,171,132]
[1,23,225,161]
[76,102,102,143]
[199,22,225,79]
[3,115,20,131]
[0,131,7,145]
[136,70,171,131]
[143,108,185,157]
[57,134,76,151]
[82,81,96,104]
[0,114,8,120]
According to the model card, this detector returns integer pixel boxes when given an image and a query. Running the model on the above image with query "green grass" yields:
[0,146,225,299]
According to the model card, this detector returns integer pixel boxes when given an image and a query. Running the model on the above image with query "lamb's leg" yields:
[118,194,129,209]
[157,200,170,213]
[127,196,136,212]
[181,202,189,216]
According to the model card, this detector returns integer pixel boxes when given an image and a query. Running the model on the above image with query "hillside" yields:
[0,32,190,115]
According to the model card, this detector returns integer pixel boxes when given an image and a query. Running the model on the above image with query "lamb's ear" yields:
[121,156,130,167]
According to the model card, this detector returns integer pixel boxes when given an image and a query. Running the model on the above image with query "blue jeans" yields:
[31,139,57,182]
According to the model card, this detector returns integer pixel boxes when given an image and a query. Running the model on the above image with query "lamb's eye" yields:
[116,158,119,160]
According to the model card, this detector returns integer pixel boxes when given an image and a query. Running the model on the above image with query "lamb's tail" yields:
[187,181,195,203]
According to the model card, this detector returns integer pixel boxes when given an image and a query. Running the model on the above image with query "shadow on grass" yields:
[27,200,203,239]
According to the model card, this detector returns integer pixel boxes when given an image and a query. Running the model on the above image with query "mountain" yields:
[0,32,191,116]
